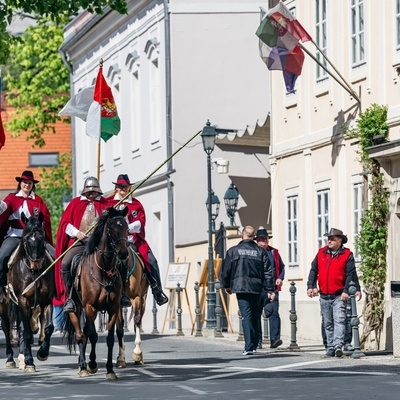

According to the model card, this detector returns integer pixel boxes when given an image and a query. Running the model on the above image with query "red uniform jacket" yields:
[53,196,110,305]
[107,195,151,270]
[0,192,53,246]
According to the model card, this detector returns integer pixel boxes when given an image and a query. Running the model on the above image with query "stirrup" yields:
[63,299,76,313]
[154,290,168,306]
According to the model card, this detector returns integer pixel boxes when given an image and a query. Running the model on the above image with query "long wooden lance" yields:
[22,129,202,296]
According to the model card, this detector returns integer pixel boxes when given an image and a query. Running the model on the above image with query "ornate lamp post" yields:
[201,120,218,329]
[224,183,239,226]
[206,190,220,231]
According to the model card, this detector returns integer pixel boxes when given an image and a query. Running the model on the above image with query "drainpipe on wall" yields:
[58,49,77,197]
[164,0,174,263]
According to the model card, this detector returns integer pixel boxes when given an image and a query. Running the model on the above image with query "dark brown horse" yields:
[115,248,149,367]
[7,212,54,372]
[0,296,16,368]
[65,207,129,379]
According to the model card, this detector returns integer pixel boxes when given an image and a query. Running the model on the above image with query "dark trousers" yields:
[237,292,261,352]
[0,237,20,280]
[269,292,281,341]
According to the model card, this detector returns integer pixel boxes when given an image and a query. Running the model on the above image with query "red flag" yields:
[0,111,5,150]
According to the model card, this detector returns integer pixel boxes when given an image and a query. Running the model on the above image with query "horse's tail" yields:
[60,312,76,353]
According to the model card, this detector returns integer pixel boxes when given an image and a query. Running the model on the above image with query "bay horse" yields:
[65,206,129,379]
[7,212,54,373]
[0,296,16,368]
[116,248,149,367]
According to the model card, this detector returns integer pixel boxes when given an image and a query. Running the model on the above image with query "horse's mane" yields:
[84,207,128,256]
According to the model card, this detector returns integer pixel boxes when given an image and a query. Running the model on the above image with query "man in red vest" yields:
[307,228,356,358]
[255,227,285,349]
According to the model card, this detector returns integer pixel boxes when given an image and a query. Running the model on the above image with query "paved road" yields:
[1,331,399,400]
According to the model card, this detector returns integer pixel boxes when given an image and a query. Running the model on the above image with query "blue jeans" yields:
[237,293,261,352]
[320,295,346,351]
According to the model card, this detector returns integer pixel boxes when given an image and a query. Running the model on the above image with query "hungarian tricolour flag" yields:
[256,2,312,93]
[86,65,121,142]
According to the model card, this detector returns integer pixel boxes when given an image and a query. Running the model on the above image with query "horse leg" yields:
[87,319,98,374]
[1,315,16,368]
[132,323,144,365]
[38,309,46,346]
[116,314,126,368]
[37,305,54,361]
[67,310,89,377]
[21,314,36,372]
[105,313,118,380]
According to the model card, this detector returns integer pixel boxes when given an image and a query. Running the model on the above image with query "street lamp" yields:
[206,190,220,231]
[201,119,218,329]
[224,183,239,226]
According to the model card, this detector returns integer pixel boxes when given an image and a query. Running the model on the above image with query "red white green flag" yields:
[0,111,5,151]
[86,65,121,142]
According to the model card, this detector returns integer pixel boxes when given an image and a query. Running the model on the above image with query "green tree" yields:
[0,1,128,65]
[4,19,70,147]
[35,152,72,241]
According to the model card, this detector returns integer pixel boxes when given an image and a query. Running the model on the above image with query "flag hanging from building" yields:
[0,111,5,151]
[256,2,312,93]
[85,65,121,142]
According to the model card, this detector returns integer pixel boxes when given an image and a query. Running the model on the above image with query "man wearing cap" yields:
[0,170,53,297]
[307,227,356,357]
[221,226,274,355]
[55,176,109,313]
[107,174,168,306]
[255,226,285,349]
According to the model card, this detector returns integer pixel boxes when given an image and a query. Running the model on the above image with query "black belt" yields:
[320,294,340,299]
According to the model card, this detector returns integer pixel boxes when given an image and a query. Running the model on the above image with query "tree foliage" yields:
[35,152,72,241]
[0,1,128,64]
[347,104,390,349]
[4,19,70,147]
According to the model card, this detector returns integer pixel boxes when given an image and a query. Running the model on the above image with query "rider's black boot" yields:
[62,271,76,313]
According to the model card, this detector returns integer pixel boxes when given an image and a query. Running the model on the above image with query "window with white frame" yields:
[396,0,400,49]
[287,195,298,266]
[316,189,330,248]
[353,182,364,259]
[351,0,365,66]
[315,0,328,80]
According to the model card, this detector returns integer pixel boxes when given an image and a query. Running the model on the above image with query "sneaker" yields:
[242,350,253,356]
[63,299,76,313]
[257,342,263,349]
[120,293,131,308]
[325,349,335,357]
[270,339,283,349]
[344,344,354,352]
[335,347,343,357]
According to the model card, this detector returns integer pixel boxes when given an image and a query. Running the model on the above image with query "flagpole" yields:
[97,140,101,180]
[22,128,203,295]
[310,39,358,98]
[297,42,361,104]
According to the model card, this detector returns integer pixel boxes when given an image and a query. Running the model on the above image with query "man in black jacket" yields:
[221,226,275,355]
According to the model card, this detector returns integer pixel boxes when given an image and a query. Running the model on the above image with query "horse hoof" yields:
[87,365,98,374]
[24,365,36,373]
[5,361,16,369]
[106,372,118,380]
[116,359,126,368]
[77,368,90,377]
[132,353,144,365]
[37,350,49,362]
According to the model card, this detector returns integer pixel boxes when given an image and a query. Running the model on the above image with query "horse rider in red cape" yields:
[0,170,54,298]
[107,174,168,306]
[54,176,111,313]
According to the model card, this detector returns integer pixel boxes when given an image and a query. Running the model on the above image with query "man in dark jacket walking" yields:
[221,226,275,355]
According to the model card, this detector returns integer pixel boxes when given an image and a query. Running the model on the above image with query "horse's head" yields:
[106,207,130,261]
[20,212,46,269]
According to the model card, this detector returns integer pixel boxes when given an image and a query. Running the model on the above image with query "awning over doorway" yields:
[215,115,270,149]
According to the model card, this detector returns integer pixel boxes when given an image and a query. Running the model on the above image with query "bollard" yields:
[194,281,203,337]
[151,298,159,334]
[348,281,365,358]
[262,311,270,346]
[237,309,244,342]
[176,283,185,336]
[123,307,129,332]
[214,280,224,338]
[289,281,299,349]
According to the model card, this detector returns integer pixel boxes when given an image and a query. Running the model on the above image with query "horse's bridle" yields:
[22,230,46,268]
